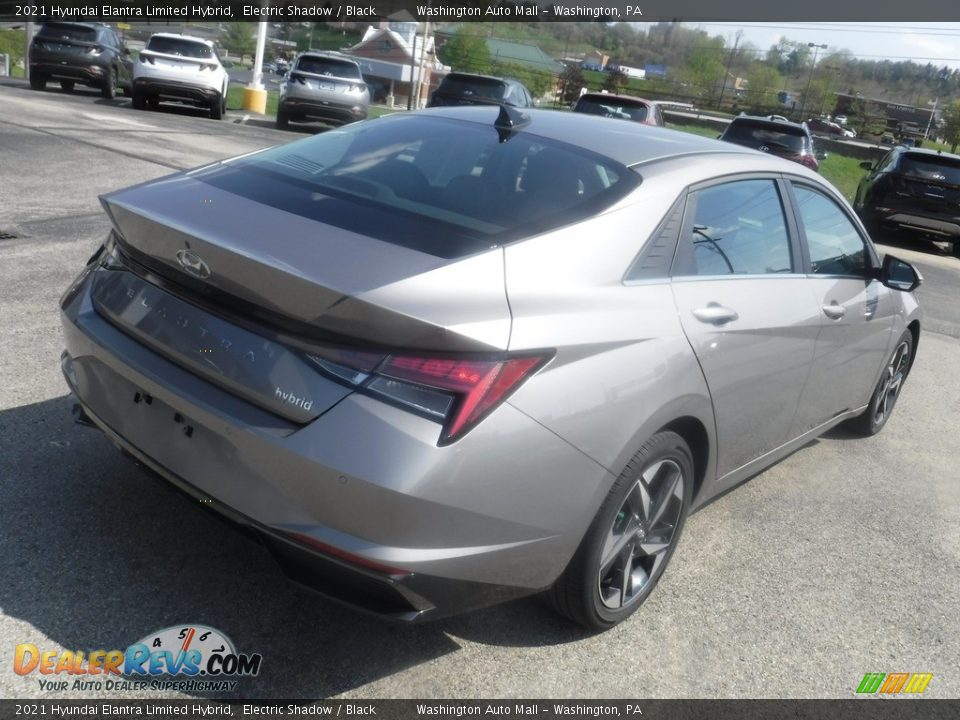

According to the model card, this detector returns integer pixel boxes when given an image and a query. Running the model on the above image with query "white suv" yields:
[133,34,229,120]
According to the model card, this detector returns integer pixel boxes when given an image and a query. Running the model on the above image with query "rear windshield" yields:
[37,23,97,42]
[723,121,807,153]
[575,96,650,122]
[146,37,213,59]
[197,114,638,259]
[295,56,361,79]
[899,154,960,185]
[438,76,507,102]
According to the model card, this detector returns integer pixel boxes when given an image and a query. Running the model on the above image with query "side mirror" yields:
[859,161,874,171]
[879,254,922,292]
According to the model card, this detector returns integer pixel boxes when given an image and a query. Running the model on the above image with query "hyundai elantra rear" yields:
[61,108,921,629]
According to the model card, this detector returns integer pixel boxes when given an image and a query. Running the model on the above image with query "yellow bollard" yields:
[241,87,267,114]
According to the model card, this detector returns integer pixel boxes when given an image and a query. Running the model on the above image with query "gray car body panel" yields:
[61,108,922,618]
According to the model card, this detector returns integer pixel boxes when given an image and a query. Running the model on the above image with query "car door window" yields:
[675,179,792,276]
[793,185,868,277]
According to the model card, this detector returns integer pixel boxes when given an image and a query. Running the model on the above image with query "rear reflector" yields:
[286,532,410,576]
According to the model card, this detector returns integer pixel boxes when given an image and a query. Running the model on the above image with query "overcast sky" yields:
[661,22,960,71]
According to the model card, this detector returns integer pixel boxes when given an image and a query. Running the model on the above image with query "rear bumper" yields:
[279,95,367,124]
[30,59,106,84]
[60,266,612,620]
[870,207,960,238]
[134,77,220,104]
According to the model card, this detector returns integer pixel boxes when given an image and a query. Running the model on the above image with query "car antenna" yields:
[495,105,530,143]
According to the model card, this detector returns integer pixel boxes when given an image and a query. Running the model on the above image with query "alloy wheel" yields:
[597,459,685,610]
[872,340,910,427]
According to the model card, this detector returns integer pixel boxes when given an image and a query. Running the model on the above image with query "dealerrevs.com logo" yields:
[14,625,262,693]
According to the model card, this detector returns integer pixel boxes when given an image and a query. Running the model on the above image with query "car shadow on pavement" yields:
[0,395,591,697]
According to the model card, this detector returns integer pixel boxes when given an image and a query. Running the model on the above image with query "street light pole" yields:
[798,43,828,122]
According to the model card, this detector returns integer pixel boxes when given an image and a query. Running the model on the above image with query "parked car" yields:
[806,117,845,136]
[61,108,922,629]
[719,115,823,171]
[133,34,229,120]
[427,72,534,108]
[275,59,289,76]
[834,115,848,126]
[766,114,789,123]
[855,146,960,257]
[276,51,369,129]
[880,133,896,146]
[28,21,133,98]
[572,92,665,126]
[842,128,857,139]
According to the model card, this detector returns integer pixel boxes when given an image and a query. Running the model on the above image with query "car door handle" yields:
[692,304,739,325]
[822,302,846,320]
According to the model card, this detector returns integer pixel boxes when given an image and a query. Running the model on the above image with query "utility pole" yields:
[925,97,938,140]
[716,30,742,111]
[407,32,418,111]
[798,43,828,122]
[413,21,431,110]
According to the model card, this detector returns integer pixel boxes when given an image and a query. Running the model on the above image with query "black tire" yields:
[276,105,290,130]
[545,431,693,630]
[59,80,75,93]
[848,330,913,437]
[210,93,224,120]
[29,74,46,91]
[132,89,147,110]
[101,67,117,99]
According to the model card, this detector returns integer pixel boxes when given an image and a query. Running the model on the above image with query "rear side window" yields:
[295,57,361,79]
[723,121,807,153]
[676,180,792,276]
[575,97,650,122]
[37,23,96,42]
[898,154,960,184]
[146,37,213,59]
[198,114,638,259]
[793,186,868,277]
[439,76,507,102]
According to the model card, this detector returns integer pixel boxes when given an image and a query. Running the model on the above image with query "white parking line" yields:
[79,112,160,129]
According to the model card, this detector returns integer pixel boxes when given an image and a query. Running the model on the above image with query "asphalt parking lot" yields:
[1,80,958,700]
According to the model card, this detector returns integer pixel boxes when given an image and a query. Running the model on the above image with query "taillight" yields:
[800,153,819,171]
[307,347,549,444]
[199,63,218,71]
[140,54,155,65]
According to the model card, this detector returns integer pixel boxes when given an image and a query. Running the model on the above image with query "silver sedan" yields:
[60,107,922,629]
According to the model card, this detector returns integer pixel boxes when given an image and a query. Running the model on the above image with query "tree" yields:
[942,99,960,152]
[602,68,629,94]
[221,23,255,64]
[682,42,725,102]
[744,64,782,110]
[0,28,25,69]
[438,26,490,74]
[558,64,585,104]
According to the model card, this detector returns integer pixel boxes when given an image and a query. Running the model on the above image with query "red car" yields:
[806,118,844,136]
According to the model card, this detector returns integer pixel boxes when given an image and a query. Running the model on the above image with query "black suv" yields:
[28,22,133,99]
[719,115,822,172]
[855,147,960,257]
[428,72,534,108]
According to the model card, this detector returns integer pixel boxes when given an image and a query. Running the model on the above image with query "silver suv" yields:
[277,52,369,129]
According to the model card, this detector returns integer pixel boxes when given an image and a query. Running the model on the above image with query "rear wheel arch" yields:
[659,416,709,505]
[907,320,921,374]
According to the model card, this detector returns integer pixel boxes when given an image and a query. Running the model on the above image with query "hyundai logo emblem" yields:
[175,249,211,279]
[758,145,770,153]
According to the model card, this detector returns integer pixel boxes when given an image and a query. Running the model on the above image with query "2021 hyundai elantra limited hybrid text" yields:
[60,107,922,629]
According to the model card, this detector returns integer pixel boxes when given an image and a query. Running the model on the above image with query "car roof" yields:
[298,50,357,61]
[148,33,214,47]
[443,72,510,83]
[580,93,655,105]
[421,106,762,167]
[895,147,960,161]
[730,114,808,132]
